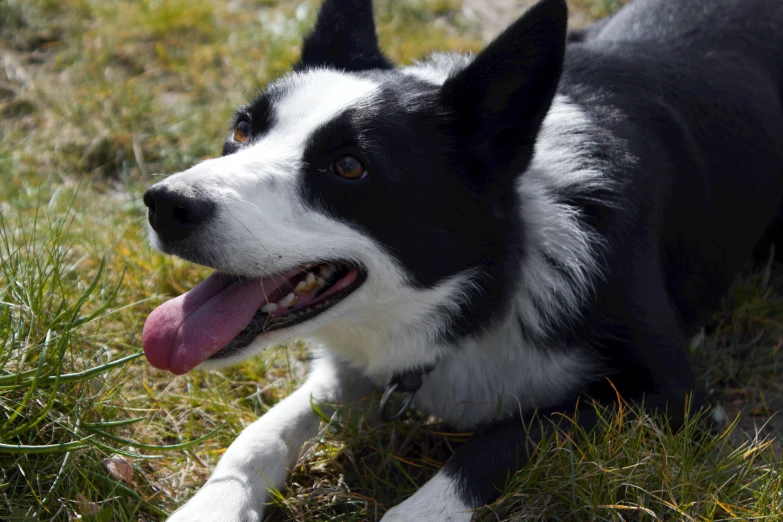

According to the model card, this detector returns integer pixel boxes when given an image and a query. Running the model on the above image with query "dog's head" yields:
[142,0,568,375]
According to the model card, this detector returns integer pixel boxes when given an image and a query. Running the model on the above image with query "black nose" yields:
[143,183,216,242]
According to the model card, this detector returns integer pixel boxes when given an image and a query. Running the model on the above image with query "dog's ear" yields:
[440,0,567,173]
[296,0,392,72]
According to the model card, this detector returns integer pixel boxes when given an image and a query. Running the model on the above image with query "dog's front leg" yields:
[380,406,605,522]
[167,354,369,522]
[383,270,706,521]
[382,385,703,522]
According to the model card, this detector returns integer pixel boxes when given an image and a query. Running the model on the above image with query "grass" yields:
[0,0,781,520]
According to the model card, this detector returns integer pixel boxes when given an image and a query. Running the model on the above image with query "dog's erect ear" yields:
[296,0,392,72]
[440,0,567,172]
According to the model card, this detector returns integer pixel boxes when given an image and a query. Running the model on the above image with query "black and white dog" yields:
[141,0,783,519]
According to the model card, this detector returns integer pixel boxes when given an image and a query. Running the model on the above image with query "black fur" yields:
[221,1,572,342]
[442,0,783,508]
[174,0,783,513]
[296,0,392,72]
[440,0,567,175]
[297,77,527,341]
[296,0,571,341]
[292,0,783,509]
[222,95,276,157]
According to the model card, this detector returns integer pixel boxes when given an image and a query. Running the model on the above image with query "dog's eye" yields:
[332,155,366,180]
[233,121,251,143]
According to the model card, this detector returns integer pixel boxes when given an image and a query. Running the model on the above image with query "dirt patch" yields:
[462,0,595,42]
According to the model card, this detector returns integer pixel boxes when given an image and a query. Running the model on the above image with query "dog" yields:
[141,0,783,519]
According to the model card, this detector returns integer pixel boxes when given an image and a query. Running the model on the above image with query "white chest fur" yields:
[411,325,591,429]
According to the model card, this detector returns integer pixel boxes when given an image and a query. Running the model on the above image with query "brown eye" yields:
[332,155,366,180]
[233,121,250,143]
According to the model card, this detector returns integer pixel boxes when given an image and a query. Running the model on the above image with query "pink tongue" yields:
[142,272,279,375]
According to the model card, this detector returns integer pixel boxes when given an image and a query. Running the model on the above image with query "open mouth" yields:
[142,261,366,375]
[211,263,365,358]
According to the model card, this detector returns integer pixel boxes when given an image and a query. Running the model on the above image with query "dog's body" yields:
[141,0,783,519]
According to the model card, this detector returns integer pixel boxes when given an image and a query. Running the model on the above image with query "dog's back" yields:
[578,0,783,100]
[559,0,783,340]
[586,0,783,125]
[595,0,783,60]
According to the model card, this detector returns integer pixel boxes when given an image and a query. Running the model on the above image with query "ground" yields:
[1,0,781,521]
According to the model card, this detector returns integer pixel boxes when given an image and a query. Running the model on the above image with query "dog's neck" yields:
[513,95,610,339]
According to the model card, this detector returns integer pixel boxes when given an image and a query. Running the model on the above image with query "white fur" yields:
[515,95,611,336]
[404,54,609,337]
[153,63,605,385]
[418,325,594,429]
[380,472,474,522]
[168,354,373,522]
[400,52,475,84]
[395,61,609,429]
[156,67,476,375]
[156,56,609,521]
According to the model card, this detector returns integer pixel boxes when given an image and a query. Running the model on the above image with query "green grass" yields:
[1,0,781,520]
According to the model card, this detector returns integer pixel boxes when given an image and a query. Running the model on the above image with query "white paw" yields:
[166,479,264,522]
[381,503,474,522]
[380,473,475,522]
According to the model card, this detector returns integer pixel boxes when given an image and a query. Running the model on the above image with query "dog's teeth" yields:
[279,292,297,307]
[297,272,319,293]
[260,303,278,313]
[319,265,336,280]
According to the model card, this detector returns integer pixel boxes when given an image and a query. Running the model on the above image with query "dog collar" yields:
[379,367,432,422]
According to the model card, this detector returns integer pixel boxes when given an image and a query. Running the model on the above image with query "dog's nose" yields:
[143,183,215,242]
